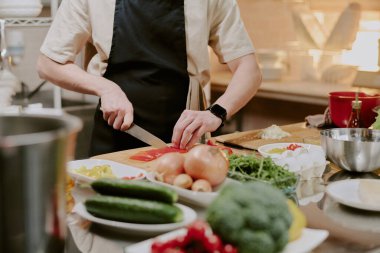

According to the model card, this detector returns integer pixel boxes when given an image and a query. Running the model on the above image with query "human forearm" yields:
[36,54,119,97]
[171,54,261,149]
[214,53,262,119]
[37,54,133,130]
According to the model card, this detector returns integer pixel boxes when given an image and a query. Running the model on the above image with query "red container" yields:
[329,91,380,128]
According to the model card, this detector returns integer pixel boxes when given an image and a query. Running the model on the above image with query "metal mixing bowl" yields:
[320,128,380,172]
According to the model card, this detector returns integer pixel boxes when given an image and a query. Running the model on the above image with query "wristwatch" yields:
[207,104,227,127]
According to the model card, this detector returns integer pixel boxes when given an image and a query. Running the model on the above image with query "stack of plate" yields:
[0,0,42,18]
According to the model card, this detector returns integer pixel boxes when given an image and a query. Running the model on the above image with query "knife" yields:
[125,123,167,148]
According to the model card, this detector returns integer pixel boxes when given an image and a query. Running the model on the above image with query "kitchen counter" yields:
[65,126,380,253]
[211,70,380,106]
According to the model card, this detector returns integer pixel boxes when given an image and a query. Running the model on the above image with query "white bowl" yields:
[0,0,41,6]
[0,3,42,7]
[258,143,327,180]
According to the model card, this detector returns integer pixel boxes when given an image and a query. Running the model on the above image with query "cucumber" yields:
[85,195,183,224]
[91,178,178,204]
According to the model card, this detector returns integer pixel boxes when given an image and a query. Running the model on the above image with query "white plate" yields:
[326,179,380,212]
[146,172,235,207]
[258,142,322,158]
[67,159,146,183]
[125,227,329,253]
[73,202,197,236]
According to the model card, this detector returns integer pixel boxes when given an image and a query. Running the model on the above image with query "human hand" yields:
[171,110,222,149]
[99,84,133,131]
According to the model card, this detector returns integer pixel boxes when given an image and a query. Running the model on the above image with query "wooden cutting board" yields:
[92,123,320,167]
[92,146,157,171]
[215,123,321,150]
[92,144,253,172]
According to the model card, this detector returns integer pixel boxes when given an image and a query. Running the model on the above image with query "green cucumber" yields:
[85,195,183,224]
[91,178,178,204]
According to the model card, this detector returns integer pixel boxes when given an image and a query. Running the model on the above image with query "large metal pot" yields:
[0,114,82,253]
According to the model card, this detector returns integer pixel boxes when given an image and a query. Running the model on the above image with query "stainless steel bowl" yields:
[320,128,380,172]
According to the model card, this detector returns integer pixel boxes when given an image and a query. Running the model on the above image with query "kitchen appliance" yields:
[0,114,82,253]
[320,128,380,172]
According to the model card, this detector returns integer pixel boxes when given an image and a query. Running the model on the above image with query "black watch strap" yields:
[207,104,227,127]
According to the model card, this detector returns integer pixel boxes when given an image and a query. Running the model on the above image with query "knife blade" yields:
[125,124,167,148]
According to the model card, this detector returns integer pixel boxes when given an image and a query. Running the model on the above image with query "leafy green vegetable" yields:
[371,108,380,130]
[228,154,298,193]
[206,182,292,253]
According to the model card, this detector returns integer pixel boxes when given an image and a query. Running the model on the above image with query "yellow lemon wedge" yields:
[287,199,307,241]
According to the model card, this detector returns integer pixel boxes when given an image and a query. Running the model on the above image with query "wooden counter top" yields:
[211,70,380,106]
[76,124,380,253]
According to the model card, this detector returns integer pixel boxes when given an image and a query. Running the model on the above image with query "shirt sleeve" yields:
[208,0,255,63]
[40,0,91,63]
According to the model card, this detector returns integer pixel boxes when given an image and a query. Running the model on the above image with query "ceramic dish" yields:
[326,179,380,212]
[258,142,327,180]
[0,5,42,18]
[146,172,235,207]
[125,227,329,253]
[67,159,146,183]
[73,202,197,236]
[258,142,322,158]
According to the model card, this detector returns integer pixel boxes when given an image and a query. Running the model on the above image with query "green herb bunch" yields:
[228,154,298,192]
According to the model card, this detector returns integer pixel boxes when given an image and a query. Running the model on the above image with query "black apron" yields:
[89,0,189,156]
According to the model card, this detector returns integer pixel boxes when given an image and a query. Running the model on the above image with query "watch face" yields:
[210,104,227,120]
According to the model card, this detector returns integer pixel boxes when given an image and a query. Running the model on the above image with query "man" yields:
[37,0,262,156]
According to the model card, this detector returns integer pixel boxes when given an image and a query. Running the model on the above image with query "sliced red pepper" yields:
[129,153,156,162]
[130,146,187,161]
[286,143,302,151]
[122,172,144,180]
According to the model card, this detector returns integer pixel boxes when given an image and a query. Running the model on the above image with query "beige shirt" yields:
[41,0,255,110]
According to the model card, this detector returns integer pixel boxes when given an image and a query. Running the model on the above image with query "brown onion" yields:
[191,179,212,192]
[153,153,185,184]
[184,144,229,186]
[173,174,193,189]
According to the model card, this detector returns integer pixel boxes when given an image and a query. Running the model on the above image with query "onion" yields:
[153,153,185,184]
[191,179,212,192]
[173,174,193,189]
[184,144,229,186]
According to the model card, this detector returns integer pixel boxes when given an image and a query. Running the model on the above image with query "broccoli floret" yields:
[206,181,292,253]
[238,230,275,253]
[207,200,244,242]
[243,206,270,230]
[276,231,289,251]
[268,219,288,240]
